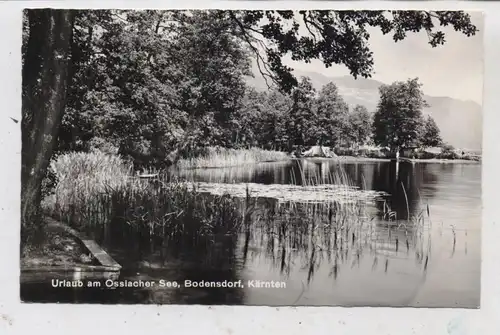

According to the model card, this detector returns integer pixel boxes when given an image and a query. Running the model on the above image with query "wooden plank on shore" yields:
[42,216,122,271]
[80,239,122,270]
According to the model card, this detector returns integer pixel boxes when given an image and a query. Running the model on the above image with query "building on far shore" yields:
[401,145,444,158]
[401,145,419,158]
[357,145,390,157]
[423,146,443,155]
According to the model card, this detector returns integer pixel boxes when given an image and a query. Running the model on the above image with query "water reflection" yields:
[179,160,441,220]
[177,159,480,307]
[21,160,481,307]
[237,201,431,283]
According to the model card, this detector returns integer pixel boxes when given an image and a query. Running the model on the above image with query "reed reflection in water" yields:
[21,160,480,307]
[179,159,480,307]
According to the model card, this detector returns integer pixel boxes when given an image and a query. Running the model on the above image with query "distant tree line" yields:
[237,76,443,155]
[233,78,372,152]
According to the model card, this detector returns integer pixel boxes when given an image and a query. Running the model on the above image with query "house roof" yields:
[424,147,443,154]
[358,145,390,151]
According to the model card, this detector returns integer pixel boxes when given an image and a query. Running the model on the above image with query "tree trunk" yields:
[21,9,74,230]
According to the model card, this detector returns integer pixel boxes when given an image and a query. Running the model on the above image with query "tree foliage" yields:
[314,82,350,147]
[285,77,317,149]
[259,89,293,150]
[229,10,478,92]
[21,9,476,228]
[372,78,428,150]
[55,10,252,167]
[348,105,372,147]
[421,115,442,147]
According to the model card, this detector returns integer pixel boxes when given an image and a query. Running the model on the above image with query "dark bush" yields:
[413,150,438,159]
[334,147,356,156]
[365,150,386,158]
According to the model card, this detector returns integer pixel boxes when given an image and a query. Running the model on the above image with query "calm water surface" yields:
[21,160,481,307]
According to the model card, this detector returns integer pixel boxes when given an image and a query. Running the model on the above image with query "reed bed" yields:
[42,150,443,280]
[236,165,439,280]
[42,151,243,248]
[177,146,290,169]
[239,192,435,281]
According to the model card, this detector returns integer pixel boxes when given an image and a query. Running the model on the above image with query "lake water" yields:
[21,159,481,307]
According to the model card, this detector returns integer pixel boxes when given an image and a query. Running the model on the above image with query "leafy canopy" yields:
[348,105,372,147]
[22,9,476,165]
[314,82,350,147]
[372,78,428,150]
[229,10,477,92]
[421,115,443,147]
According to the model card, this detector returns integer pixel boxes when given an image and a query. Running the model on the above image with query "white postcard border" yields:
[0,1,497,335]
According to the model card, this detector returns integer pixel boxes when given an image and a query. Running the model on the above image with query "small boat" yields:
[136,171,159,179]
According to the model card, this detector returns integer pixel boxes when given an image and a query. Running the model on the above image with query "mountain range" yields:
[246,70,483,151]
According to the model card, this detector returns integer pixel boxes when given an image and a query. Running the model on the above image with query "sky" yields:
[284,11,484,104]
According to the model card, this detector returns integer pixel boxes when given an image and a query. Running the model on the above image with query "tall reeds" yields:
[42,150,444,282]
[236,163,442,281]
[177,146,290,169]
[42,151,243,248]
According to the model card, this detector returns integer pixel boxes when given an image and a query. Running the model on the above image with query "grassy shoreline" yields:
[177,147,289,169]
[177,147,480,169]
[397,157,480,164]
[298,156,481,164]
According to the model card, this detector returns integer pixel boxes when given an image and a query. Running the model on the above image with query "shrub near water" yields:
[43,151,243,246]
[177,146,290,169]
[47,150,132,199]
[43,150,131,226]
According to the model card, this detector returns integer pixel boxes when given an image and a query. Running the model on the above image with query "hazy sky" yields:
[284,11,484,104]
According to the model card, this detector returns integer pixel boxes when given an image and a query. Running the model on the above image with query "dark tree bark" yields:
[21,9,75,230]
[22,10,48,170]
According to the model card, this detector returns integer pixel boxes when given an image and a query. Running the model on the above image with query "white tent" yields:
[302,146,337,158]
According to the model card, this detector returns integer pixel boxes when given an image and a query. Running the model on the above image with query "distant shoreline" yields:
[174,147,481,170]
[293,156,390,163]
[178,154,481,170]
[294,156,481,164]
[396,157,481,164]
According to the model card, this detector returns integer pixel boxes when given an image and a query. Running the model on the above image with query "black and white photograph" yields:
[19,8,482,308]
